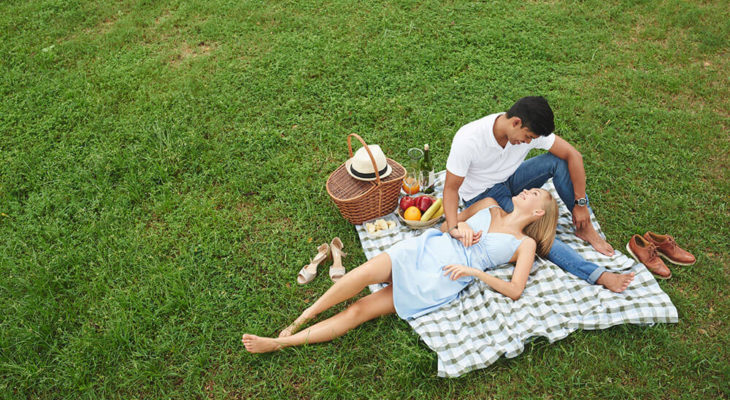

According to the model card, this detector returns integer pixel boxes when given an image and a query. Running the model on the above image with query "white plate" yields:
[362,215,400,238]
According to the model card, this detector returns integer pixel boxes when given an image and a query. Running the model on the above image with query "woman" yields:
[243,188,560,353]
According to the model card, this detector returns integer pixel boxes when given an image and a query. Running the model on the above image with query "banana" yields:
[420,198,443,221]
[431,203,444,219]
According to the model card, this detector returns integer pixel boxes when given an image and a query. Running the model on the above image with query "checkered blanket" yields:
[355,171,678,378]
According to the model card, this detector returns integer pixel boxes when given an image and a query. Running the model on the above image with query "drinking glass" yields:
[402,148,423,195]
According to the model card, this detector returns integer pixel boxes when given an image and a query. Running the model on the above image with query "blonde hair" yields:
[523,191,559,258]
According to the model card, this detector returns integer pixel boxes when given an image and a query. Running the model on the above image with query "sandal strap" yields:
[297,266,316,284]
[330,237,346,258]
[329,265,346,275]
[311,252,328,264]
[329,266,346,281]
[331,246,347,258]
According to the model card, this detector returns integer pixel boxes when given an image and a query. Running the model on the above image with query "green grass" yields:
[1,0,728,398]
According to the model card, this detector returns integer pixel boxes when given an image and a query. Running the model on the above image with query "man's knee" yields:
[541,152,563,167]
[542,153,569,176]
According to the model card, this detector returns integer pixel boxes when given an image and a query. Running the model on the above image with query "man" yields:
[443,96,634,292]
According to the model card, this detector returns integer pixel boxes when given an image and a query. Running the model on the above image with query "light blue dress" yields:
[387,205,526,320]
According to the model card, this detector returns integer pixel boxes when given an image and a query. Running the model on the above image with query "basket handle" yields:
[347,133,383,185]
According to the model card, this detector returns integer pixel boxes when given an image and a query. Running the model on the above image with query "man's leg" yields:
[547,239,605,283]
[548,239,633,291]
[463,183,516,211]
[500,154,632,291]
[465,178,602,281]
[505,153,613,254]
[462,175,632,291]
[505,153,577,205]
[471,176,605,282]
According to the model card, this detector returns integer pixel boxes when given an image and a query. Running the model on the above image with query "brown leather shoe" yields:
[643,232,696,266]
[626,234,672,279]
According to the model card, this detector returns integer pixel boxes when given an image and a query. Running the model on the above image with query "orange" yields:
[403,206,422,221]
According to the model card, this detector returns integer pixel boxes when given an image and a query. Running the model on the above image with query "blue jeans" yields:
[463,153,606,284]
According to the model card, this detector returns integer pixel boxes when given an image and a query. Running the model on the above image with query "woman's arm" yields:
[439,197,500,233]
[442,238,537,300]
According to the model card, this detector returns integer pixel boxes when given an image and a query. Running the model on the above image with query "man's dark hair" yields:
[505,96,555,136]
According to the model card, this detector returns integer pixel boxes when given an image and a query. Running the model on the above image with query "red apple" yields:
[416,196,433,212]
[399,196,416,211]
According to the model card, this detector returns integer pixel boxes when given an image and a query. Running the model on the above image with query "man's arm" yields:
[443,170,465,235]
[548,135,590,229]
[442,172,481,247]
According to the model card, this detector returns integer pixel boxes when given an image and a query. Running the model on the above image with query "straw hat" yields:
[345,144,393,181]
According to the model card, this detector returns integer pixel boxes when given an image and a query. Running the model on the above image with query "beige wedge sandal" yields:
[297,243,330,285]
[329,237,347,282]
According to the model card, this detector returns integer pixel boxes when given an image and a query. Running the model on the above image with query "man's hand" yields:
[572,206,591,231]
[450,222,482,247]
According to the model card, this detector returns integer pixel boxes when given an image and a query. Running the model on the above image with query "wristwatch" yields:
[574,197,588,207]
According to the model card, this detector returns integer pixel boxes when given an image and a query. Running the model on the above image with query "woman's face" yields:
[512,188,548,214]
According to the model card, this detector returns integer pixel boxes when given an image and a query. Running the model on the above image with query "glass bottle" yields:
[402,147,423,195]
[419,143,435,189]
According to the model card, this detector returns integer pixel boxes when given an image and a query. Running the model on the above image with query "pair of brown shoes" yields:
[626,232,696,280]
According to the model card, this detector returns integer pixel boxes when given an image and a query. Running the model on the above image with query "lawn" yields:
[1,0,728,398]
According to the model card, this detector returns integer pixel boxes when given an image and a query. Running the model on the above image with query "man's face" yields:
[507,126,540,145]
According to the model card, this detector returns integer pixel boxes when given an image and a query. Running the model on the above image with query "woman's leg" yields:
[243,285,396,353]
[279,252,393,337]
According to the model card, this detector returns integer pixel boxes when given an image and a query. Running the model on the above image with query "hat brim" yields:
[345,159,393,182]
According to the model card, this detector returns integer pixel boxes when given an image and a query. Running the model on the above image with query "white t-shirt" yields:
[446,112,556,202]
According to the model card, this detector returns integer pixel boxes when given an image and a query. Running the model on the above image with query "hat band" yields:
[350,164,389,179]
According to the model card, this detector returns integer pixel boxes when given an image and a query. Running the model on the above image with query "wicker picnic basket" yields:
[326,134,406,225]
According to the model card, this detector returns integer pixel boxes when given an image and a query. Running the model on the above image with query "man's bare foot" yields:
[596,272,635,293]
[242,334,283,353]
[279,313,312,337]
[575,225,615,256]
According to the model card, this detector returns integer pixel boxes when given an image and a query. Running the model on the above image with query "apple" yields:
[415,196,433,212]
[399,196,416,211]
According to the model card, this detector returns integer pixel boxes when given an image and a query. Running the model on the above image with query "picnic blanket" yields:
[355,171,678,378]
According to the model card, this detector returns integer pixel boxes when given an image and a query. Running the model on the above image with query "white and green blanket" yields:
[355,171,678,378]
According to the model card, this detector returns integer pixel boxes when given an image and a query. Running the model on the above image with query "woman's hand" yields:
[442,264,480,281]
[449,222,482,247]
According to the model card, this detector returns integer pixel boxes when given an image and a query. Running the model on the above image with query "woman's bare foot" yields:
[279,318,305,337]
[279,311,313,337]
[596,271,635,293]
[242,334,283,353]
[575,225,615,256]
